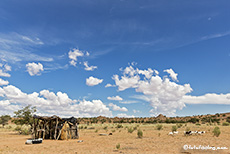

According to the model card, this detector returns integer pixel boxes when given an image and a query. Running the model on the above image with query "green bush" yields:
[222,122,230,126]
[21,128,30,135]
[137,129,143,138]
[172,125,177,132]
[176,123,183,128]
[0,115,11,128]
[128,127,134,133]
[14,126,30,135]
[156,124,163,130]
[116,124,123,128]
[213,126,221,137]
[116,143,120,150]
[14,126,22,132]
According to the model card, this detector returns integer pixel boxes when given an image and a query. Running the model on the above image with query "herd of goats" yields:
[168,131,206,136]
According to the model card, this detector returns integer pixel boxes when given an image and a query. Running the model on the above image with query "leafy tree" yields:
[0,115,11,128]
[12,105,36,127]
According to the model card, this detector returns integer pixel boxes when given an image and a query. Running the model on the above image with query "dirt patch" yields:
[1,124,230,154]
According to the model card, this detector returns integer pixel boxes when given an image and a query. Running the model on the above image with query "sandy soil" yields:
[0,124,230,154]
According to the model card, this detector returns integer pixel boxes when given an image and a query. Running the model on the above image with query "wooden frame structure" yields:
[32,115,79,140]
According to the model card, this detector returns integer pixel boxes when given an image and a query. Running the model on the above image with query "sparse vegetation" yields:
[213,126,221,137]
[116,124,123,128]
[0,115,11,128]
[156,124,163,130]
[116,143,120,150]
[222,122,230,126]
[171,125,177,132]
[176,123,183,128]
[127,127,134,133]
[137,129,143,138]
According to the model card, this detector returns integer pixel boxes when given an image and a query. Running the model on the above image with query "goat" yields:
[184,131,191,136]
[173,131,178,134]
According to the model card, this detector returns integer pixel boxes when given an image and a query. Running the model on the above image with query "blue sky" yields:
[0,0,230,117]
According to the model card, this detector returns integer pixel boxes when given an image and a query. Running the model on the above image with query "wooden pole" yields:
[49,120,52,139]
[43,120,46,139]
[32,117,35,139]
[56,128,62,140]
[54,118,59,139]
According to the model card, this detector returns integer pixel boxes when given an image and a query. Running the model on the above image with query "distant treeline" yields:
[77,113,230,124]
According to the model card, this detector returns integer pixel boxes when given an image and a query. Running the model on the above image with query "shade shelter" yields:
[32,115,79,140]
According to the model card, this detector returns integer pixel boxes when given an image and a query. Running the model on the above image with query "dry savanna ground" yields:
[1,123,230,154]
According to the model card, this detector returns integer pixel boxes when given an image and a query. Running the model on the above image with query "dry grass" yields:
[0,123,230,154]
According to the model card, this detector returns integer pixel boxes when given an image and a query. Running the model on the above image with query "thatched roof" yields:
[33,115,78,125]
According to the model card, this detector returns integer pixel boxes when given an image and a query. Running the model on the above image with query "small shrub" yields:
[6,125,12,129]
[196,123,201,126]
[176,123,183,128]
[133,126,138,130]
[213,126,221,137]
[14,126,22,132]
[172,125,177,132]
[112,129,116,133]
[222,122,230,126]
[185,127,190,132]
[103,126,108,130]
[116,124,123,128]
[156,124,163,130]
[84,126,87,129]
[21,128,30,135]
[158,133,161,137]
[128,127,134,133]
[116,143,120,150]
[95,129,98,133]
[14,126,30,135]
[137,129,143,138]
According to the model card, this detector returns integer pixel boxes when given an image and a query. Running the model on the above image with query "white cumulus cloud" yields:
[83,61,97,71]
[68,48,89,66]
[0,78,9,86]
[112,65,192,116]
[108,103,128,112]
[0,84,112,117]
[105,83,116,88]
[0,63,11,77]
[107,96,123,101]
[116,113,135,118]
[164,68,178,81]
[86,76,103,86]
[26,62,44,76]
[182,93,230,105]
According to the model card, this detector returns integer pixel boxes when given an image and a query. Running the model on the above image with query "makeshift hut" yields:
[32,115,79,140]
